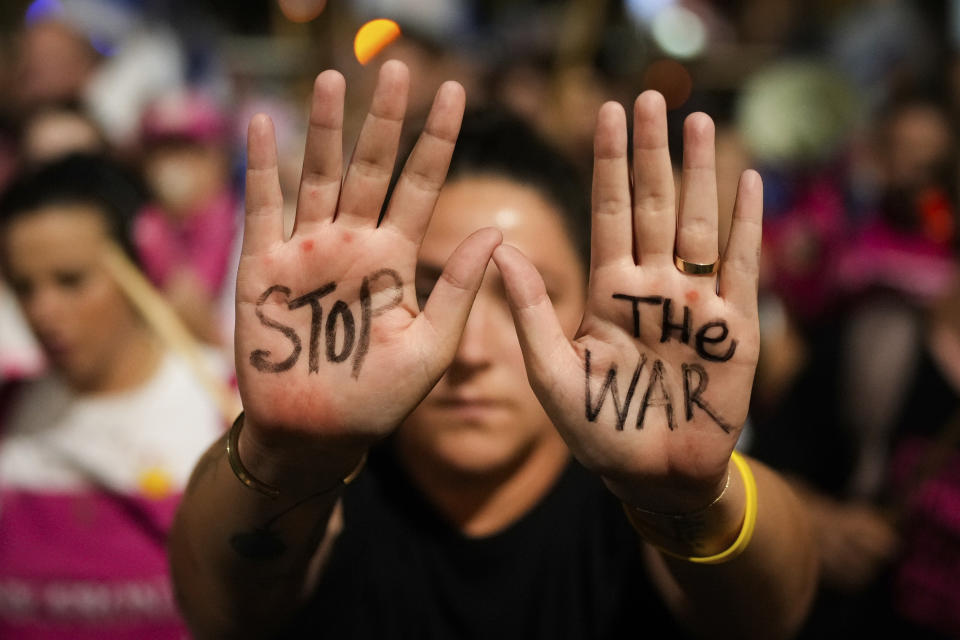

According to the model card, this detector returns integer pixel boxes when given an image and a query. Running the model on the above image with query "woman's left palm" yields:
[493,93,762,513]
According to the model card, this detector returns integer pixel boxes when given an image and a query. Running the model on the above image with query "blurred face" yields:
[23,110,103,165]
[143,144,228,218]
[884,104,952,189]
[2,205,140,391]
[15,21,97,107]
[397,175,586,476]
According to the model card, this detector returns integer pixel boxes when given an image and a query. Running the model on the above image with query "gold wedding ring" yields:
[674,254,719,275]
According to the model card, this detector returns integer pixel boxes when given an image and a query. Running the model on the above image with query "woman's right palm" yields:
[235,61,500,453]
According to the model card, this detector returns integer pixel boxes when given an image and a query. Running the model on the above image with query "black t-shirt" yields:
[282,446,688,639]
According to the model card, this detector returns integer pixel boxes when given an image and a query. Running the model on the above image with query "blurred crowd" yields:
[0,0,959,637]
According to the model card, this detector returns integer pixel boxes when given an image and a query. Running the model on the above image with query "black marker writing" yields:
[611,294,662,339]
[249,269,405,378]
[682,363,732,433]
[288,283,337,373]
[249,285,302,373]
[695,321,737,362]
[325,300,355,363]
[584,352,730,433]
[352,268,403,379]
[585,349,645,430]
[611,294,737,362]
[660,298,691,344]
[637,359,676,431]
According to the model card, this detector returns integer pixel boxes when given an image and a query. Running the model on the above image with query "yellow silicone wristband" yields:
[685,451,757,564]
[635,451,757,564]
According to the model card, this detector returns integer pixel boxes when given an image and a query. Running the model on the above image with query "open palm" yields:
[235,62,500,457]
[494,93,762,513]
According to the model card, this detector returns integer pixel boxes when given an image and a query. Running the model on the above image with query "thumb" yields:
[492,244,577,384]
[413,227,502,378]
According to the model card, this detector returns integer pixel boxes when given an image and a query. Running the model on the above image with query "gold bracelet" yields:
[628,467,731,519]
[624,452,758,565]
[226,412,367,499]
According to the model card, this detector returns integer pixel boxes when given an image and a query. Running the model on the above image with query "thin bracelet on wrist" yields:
[623,451,758,565]
[226,412,367,499]
[628,466,732,519]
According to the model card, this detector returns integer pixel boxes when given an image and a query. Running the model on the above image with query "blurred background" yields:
[1,0,957,365]
[1,0,960,637]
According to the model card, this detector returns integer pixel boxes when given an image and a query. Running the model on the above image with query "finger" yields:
[381,81,465,245]
[718,170,762,312]
[590,101,633,271]
[492,244,578,386]
[632,91,677,266]
[413,227,503,377]
[293,70,346,231]
[336,59,409,228]
[676,112,719,267]
[242,114,284,256]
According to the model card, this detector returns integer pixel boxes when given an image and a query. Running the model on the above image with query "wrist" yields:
[620,453,754,561]
[236,413,367,498]
[603,460,730,517]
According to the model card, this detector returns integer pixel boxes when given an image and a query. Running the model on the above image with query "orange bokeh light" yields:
[354,19,401,65]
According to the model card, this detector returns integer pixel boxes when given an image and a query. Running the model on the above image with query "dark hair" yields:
[0,153,147,266]
[444,110,590,266]
[388,109,590,266]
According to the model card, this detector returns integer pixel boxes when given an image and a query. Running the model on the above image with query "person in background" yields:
[0,154,226,638]
[835,94,956,300]
[12,16,100,110]
[750,93,960,639]
[135,91,238,345]
[20,101,107,166]
[172,60,817,639]
[1,102,107,388]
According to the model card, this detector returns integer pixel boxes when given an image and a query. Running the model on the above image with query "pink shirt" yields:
[889,437,960,637]
[134,191,237,295]
[0,490,184,639]
[0,353,225,638]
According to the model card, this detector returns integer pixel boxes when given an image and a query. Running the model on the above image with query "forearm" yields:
[642,457,818,640]
[169,420,361,638]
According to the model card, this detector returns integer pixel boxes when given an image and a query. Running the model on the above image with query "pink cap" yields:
[140,91,229,145]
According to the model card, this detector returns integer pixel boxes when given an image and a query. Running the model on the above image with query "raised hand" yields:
[494,92,762,516]
[235,61,501,476]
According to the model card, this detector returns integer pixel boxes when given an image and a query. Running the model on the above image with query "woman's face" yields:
[398,175,586,476]
[2,205,140,391]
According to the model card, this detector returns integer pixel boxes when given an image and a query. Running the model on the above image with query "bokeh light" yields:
[643,58,692,110]
[354,19,401,66]
[736,61,860,164]
[277,0,327,24]
[625,0,674,23]
[651,5,707,59]
[25,0,64,24]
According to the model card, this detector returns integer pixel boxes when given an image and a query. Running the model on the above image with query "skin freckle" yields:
[685,290,699,304]
[301,240,314,252]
